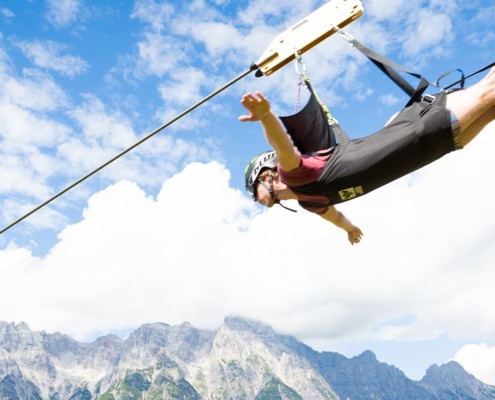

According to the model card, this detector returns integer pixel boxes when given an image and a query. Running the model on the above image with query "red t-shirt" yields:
[278,154,331,215]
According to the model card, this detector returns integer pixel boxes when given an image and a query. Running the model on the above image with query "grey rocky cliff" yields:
[419,361,495,400]
[0,319,337,399]
[1,318,494,400]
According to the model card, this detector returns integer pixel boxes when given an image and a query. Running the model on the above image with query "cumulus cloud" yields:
[1,122,494,351]
[454,343,495,385]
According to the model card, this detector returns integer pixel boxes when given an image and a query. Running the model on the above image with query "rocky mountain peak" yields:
[356,349,378,362]
[419,361,495,400]
[223,315,274,334]
[424,361,473,381]
[1,319,495,400]
[0,321,43,353]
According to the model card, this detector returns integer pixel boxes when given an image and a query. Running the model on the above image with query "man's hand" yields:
[347,226,363,245]
[238,91,301,171]
[239,92,271,122]
[320,206,363,245]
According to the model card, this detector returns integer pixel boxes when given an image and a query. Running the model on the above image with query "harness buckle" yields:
[422,94,436,103]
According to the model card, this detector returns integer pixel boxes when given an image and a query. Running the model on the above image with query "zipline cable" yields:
[0,64,259,236]
[0,0,366,236]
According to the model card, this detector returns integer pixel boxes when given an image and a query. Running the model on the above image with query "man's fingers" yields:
[255,91,266,101]
[242,92,266,106]
[242,93,257,103]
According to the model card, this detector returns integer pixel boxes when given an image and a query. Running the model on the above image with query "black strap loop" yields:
[435,69,465,91]
[444,62,495,91]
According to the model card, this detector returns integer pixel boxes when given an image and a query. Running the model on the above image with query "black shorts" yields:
[292,92,457,205]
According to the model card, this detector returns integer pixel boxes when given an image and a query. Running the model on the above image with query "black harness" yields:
[277,34,491,208]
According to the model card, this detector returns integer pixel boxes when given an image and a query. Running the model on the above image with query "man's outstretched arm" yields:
[320,206,363,245]
[239,92,300,171]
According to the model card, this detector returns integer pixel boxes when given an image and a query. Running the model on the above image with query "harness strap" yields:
[335,26,495,105]
[330,24,431,105]
[350,39,431,107]
[300,71,351,145]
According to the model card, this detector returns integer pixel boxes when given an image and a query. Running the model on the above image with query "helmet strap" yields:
[258,173,297,213]
[275,200,297,213]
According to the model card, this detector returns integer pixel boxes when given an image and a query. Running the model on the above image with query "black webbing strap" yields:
[352,38,495,102]
[350,39,431,107]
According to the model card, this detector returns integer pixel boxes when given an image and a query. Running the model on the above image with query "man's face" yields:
[255,176,275,207]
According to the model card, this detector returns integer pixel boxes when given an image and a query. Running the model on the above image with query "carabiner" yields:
[330,24,355,47]
[294,50,306,75]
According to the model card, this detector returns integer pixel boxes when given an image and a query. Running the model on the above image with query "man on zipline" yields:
[240,67,495,245]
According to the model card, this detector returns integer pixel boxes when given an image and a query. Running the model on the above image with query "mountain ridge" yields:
[1,317,494,400]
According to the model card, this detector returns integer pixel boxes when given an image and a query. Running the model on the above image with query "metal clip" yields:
[294,50,306,75]
[330,23,355,47]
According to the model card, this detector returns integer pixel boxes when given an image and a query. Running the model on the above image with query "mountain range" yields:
[1,316,495,399]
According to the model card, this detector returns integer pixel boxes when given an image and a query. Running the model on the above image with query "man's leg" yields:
[446,67,495,147]
[455,106,495,147]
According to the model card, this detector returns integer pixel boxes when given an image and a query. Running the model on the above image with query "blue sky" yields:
[1,0,495,383]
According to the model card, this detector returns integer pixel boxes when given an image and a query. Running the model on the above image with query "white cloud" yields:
[0,62,71,202]
[189,21,244,57]
[0,197,68,232]
[355,1,457,67]
[0,162,258,339]
[1,122,494,344]
[365,0,410,21]
[0,68,68,112]
[157,67,207,107]
[0,38,220,235]
[355,88,374,102]
[16,39,89,77]
[133,32,189,78]
[0,152,58,199]
[0,8,15,19]
[131,0,174,33]
[69,95,137,149]
[0,62,73,204]
[379,93,401,107]
[402,10,453,58]
[237,0,315,28]
[454,343,495,385]
[0,102,69,147]
[154,67,212,132]
[46,0,80,28]
[57,93,218,189]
